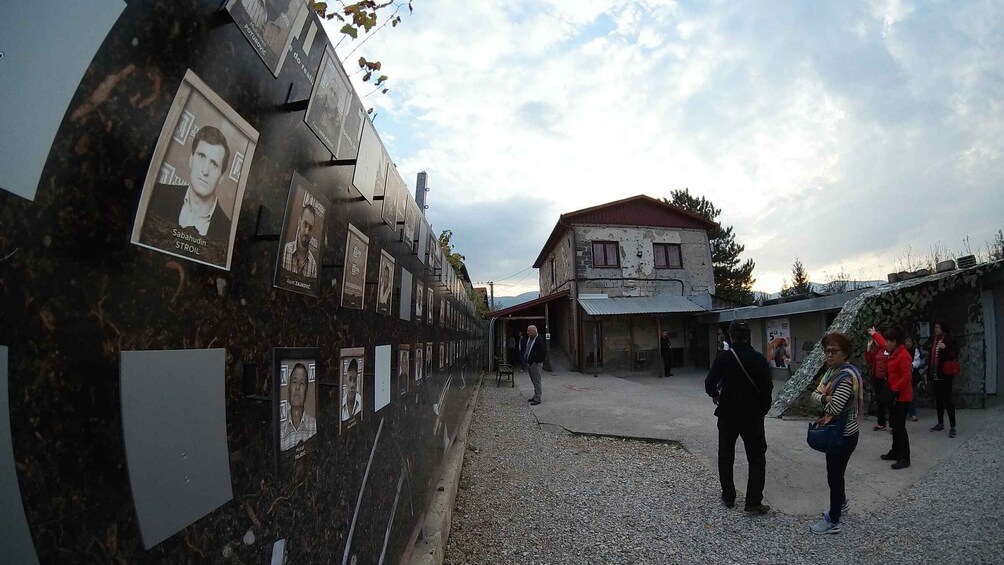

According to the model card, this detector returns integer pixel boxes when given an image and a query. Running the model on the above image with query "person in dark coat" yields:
[705,319,773,513]
[660,330,674,377]
[929,321,959,437]
[524,325,547,405]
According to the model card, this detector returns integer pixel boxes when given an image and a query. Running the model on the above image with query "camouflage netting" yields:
[769,260,1004,418]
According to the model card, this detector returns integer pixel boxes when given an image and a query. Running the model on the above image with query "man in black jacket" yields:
[705,319,773,514]
[524,325,547,405]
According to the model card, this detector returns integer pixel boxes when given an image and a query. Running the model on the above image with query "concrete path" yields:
[511,366,1000,515]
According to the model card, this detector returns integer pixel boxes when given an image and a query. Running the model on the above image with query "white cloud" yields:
[322,1,1004,297]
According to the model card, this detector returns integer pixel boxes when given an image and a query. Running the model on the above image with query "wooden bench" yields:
[495,357,514,387]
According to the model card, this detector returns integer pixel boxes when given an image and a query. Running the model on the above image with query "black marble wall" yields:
[0,1,483,562]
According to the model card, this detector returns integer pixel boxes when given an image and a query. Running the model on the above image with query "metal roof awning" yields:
[577,295,707,316]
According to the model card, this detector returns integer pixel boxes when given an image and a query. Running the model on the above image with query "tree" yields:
[438,230,466,276]
[780,257,811,296]
[663,190,756,305]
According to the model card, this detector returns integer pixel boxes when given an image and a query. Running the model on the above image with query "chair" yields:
[495,356,514,387]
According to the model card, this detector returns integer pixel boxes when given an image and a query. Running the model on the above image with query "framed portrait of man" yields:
[339,347,364,432]
[402,197,419,251]
[427,287,434,326]
[415,280,424,322]
[226,0,308,77]
[376,249,395,316]
[350,119,386,204]
[272,348,319,472]
[131,70,258,271]
[304,46,365,160]
[439,343,445,370]
[397,344,410,396]
[273,172,329,297]
[341,224,369,309]
[380,164,404,229]
[425,343,433,377]
[414,343,424,386]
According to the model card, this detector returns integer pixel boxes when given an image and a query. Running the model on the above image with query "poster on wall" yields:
[130,70,259,271]
[766,318,791,368]
[273,172,328,296]
[374,345,391,412]
[439,342,445,370]
[341,224,369,309]
[414,343,424,386]
[398,344,410,396]
[226,0,308,77]
[415,280,425,322]
[376,249,395,316]
[425,343,433,377]
[402,198,419,250]
[286,6,325,84]
[381,167,404,229]
[304,46,365,160]
[399,269,413,321]
[427,288,434,326]
[350,119,386,203]
[273,348,319,470]
[339,347,364,431]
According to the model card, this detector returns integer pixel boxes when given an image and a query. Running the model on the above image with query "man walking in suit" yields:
[524,325,547,405]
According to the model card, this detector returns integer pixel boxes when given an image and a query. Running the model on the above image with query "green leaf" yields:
[357,56,367,68]
[340,24,358,39]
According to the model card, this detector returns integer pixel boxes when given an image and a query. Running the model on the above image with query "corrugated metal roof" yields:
[578,295,707,316]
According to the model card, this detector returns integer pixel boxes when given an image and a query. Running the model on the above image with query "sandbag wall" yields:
[0,1,483,562]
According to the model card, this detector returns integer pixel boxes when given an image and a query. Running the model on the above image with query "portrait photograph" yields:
[380,164,405,232]
[341,223,369,309]
[131,70,258,271]
[439,342,445,370]
[350,119,386,204]
[226,0,308,77]
[414,344,424,386]
[376,249,395,316]
[340,347,365,431]
[273,172,329,297]
[427,287,434,326]
[402,197,419,250]
[398,344,410,396]
[415,280,424,322]
[272,347,319,469]
[304,46,365,160]
[425,343,433,377]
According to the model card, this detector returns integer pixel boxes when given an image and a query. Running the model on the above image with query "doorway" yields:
[584,320,604,369]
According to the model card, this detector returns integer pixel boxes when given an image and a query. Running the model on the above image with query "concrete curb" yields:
[408,373,483,565]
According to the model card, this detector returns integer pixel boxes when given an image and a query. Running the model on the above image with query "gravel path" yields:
[445,382,1004,564]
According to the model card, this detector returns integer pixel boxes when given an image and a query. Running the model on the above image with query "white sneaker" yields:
[810,517,842,535]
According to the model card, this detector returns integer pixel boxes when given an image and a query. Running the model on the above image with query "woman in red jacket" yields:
[868,326,913,469]
[930,322,958,437]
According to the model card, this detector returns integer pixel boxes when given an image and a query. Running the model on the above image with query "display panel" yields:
[130,70,259,270]
[274,173,329,296]
[304,46,365,159]
[376,249,395,316]
[341,224,369,309]
[339,347,364,431]
[226,0,308,77]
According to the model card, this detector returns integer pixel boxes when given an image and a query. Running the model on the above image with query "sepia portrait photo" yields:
[340,347,364,431]
[415,280,424,322]
[304,46,365,160]
[274,172,329,297]
[131,70,258,271]
[381,167,403,229]
[226,0,308,77]
[439,342,445,370]
[414,344,424,386]
[341,223,369,309]
[350,119,386,203]
[376,249,395,316]
[398,344,410,396]
[427,287,434,326]
[402,197,419,250]
[425,343,433,377]
[272,347,319,469]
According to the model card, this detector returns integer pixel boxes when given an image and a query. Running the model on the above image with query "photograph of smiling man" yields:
[131,70,258,270]
[274,173,329,296]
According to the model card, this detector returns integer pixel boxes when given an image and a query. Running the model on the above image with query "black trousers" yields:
[717,415,767,506]
[890,401,910,461]
[871,378,889,426]
[825,432,858,524]
[662,354,673,376]
[934,378,956,427]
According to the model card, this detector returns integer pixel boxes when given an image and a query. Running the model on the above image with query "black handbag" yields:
[807,414,846,454]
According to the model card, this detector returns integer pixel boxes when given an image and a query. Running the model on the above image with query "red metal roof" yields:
[532,195,716,267]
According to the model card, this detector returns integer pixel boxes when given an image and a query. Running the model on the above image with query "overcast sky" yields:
[323,0,1004,297]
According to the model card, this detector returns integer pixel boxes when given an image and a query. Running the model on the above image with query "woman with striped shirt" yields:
[809,332,864,535]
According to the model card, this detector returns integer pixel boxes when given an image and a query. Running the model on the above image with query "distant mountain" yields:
[492,291,539,310]
[763,280,885,300]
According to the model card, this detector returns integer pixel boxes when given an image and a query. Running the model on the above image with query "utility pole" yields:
[488,281,494,310]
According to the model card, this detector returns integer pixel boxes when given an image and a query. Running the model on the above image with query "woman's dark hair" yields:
[935,320,950,334]
[821,332,852,357]
[885,326,906,344]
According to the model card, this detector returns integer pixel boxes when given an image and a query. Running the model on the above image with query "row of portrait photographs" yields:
[396,343,433,396]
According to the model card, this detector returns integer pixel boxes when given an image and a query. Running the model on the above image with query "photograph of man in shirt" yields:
[274,173,328,296]
[279,360,316,452]
[340,348,364,431]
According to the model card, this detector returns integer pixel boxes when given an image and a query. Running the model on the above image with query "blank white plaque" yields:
[120,349,233,549]
[0,346,39,564]
[374,345,391,412]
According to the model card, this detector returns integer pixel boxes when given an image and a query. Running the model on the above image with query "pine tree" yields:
[663,190,756,305]
[781,257,811,296]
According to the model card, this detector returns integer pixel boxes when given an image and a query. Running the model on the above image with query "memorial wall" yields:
[0,1,483,562]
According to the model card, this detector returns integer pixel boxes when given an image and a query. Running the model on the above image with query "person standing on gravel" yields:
[524,325,547,405]
[704,319,773,514]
